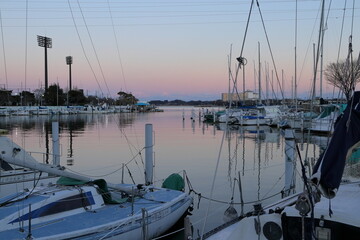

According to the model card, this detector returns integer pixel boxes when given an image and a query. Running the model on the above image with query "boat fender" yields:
[161,173,185,191]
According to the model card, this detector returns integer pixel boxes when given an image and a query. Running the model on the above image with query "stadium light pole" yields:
[37,35,52,104]
[66,56,73,91]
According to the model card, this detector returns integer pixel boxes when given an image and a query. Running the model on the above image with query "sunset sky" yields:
[0,0,359,101]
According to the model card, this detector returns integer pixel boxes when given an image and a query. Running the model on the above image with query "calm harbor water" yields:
[0,106,327,239]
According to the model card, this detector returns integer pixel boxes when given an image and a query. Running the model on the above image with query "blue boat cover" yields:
[312,91,360,198]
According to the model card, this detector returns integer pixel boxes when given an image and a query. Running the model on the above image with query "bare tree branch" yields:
[324,57,360,100]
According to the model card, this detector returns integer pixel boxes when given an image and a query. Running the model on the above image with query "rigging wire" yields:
[344,0,357,129]
[233,0,254,91]
[69,2,147,182]
[350,0,355,38]
[319,0,333,100]
[18,0,29,231]
[23,0,28,104]
[107,0,128,92]
[227,0,254,104]
[299,2,322,99]
[255,0,284,101]
[67,0,104,94]
[303,0,327,180]
[0,10,8,89]
[66,146,145,179]
[69,0,145,182]
[200,130,225,240]
[76,0,111,98]
[337,0,347,63]
[193,188,282,206]
[331,0,348,103]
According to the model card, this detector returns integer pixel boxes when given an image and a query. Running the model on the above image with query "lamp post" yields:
[37,35,52,104]
[66,56,73,91]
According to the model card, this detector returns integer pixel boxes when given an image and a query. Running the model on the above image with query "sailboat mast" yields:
[292,76,294,103]
[145,124,153,185]
[313,43,317,97]
[272,69,274,103]
[52,122,60,166]
[228,45,233,107]
[311,0,325,101]
[282,69,284,100]
[283,129,296,197]
[258,42,261,105]
[319,2,327,100]
[294,0,298,111]
[243,62,246,102]
[265,63,269,104]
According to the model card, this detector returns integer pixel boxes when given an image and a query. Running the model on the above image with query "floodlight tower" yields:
[37,35,52,101]
[66,56,73,91]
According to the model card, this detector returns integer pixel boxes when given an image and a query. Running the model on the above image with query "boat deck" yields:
[0,186,191,239]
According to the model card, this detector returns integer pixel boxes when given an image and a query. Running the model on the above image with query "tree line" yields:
[0,85,139,106]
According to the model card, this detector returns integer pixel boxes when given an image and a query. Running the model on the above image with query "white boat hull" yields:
[204,182,360,240]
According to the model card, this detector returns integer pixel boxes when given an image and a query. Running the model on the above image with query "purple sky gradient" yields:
[0,0,359,101]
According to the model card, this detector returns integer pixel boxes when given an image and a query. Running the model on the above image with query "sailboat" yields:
[309,103,347,134]
[0,124,193,239]
[201,91,360,240]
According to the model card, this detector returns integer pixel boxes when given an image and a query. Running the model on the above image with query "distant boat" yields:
[11,108,30,116]
[0,124,193,239]
[309,104,346,134]
[0,108,10,117]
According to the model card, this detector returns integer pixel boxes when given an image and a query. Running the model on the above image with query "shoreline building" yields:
[221,90,259,102]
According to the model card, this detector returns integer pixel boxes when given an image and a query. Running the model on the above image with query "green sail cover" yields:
[56,177,127,204]
[56,176,87,185]
[161,173,185,191]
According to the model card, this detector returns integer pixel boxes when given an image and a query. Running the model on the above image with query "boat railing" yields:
[28,151,61,166]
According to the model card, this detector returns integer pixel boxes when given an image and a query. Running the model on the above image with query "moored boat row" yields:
[0,104,163,116]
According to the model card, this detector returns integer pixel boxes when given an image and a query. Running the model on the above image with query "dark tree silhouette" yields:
[20,91,36,106]
[47,84,65,106]
[116,91,138,105]
[68,89,87,105]
[324,57,360,101]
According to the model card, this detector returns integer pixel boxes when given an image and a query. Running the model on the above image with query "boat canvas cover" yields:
[312,91,360,198]
[57,177,126,204]
[161,173,185,191]
[317,104,346,119]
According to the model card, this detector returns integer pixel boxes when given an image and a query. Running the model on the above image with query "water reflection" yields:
[206,122,327,205]
[0,108,332,237]
[0,113,138,133]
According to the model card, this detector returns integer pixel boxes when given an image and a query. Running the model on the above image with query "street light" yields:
[66,56,73,91]
[37,35,52,104]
